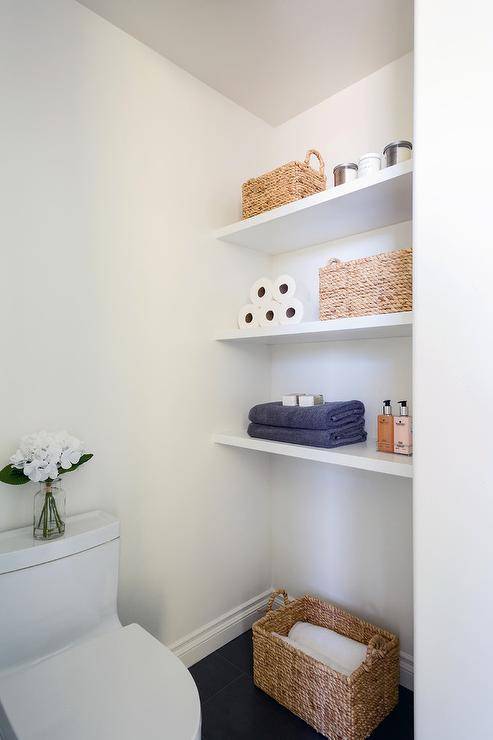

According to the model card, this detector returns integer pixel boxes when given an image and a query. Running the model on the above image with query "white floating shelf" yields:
[213,431,412,478]
[216,311,412,345]
[214,160,412,254]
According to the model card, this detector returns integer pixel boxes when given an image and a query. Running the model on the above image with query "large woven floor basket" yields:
[319,248,412,320]
[242,149,326,219]
[253,590,400,740]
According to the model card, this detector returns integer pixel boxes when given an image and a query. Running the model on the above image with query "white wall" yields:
[266,55,415,664]
[414,2,493,737]
[0,0,274,644]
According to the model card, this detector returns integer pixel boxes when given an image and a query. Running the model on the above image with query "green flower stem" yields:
[55,504,63,531]
[49,494,63,534]
[43,493,48,538]
[36,499,47,530]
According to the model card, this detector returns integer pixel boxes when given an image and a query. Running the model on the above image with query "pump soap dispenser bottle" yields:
[377,400,394,453]
[394,401,413,455]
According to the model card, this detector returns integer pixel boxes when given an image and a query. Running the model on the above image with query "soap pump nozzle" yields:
[382,400,392,416]
[398,401,409,417]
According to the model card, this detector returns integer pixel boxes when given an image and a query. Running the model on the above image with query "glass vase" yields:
[33,479,66,540]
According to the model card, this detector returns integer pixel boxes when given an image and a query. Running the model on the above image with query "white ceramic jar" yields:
[358,153,381,177]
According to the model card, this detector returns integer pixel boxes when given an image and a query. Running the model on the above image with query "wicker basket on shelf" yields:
[319,248,412,320]
[253,589,399,740]
[242,149,326,219]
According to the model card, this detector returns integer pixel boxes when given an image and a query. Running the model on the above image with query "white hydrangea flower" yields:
[9,431,85,483]
[9,450,25,469]
[23,459,58,483]
[60,448,82,469]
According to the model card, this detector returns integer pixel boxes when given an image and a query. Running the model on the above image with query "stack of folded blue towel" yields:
[248,400,366,449]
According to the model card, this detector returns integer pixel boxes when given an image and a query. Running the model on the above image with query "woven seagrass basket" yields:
[253,590,399,740]
[319,248,412,321]
[242,149,326,219]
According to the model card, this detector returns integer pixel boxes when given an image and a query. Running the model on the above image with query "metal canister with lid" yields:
[333,162,358,186]
[383,140,412,167]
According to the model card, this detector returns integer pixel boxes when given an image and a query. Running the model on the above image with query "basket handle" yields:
[304,149,325,178]
[362,634,392,671]
[266,588,290,612]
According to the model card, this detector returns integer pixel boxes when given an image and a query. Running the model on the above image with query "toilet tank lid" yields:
[0,511,119,575]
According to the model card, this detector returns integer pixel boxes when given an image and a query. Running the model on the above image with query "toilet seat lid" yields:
[0,624,201,740]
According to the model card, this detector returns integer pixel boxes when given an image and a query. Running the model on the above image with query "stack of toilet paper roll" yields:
[238,275,304,329]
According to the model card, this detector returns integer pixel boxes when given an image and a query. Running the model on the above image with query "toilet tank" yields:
[0,511,121,675]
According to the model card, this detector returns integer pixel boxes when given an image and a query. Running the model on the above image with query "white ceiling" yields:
[79,0,413,126]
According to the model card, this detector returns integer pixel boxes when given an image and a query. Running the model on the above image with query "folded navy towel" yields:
[247,421,367,449]
[248,400,365,431]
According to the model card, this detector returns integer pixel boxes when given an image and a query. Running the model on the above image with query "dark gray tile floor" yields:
[189,630,413,740]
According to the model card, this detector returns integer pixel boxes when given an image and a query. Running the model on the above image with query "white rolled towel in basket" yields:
[274,621,368,676]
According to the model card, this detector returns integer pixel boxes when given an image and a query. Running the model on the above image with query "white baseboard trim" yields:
[399,651,414,691]
[168,588,273,668]
[169,588,414,691]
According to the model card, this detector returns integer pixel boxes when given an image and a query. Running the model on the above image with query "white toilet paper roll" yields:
[238,304,259,329]
[258,301,281,328]
[250,277,273,306]
[273,274,296,302]
[277,298,304,325]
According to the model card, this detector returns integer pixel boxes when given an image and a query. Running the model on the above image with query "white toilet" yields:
[0,511,201,740]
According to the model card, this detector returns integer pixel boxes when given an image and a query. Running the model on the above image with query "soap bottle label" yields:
[377,416,394,453]
[394,417,413,455]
